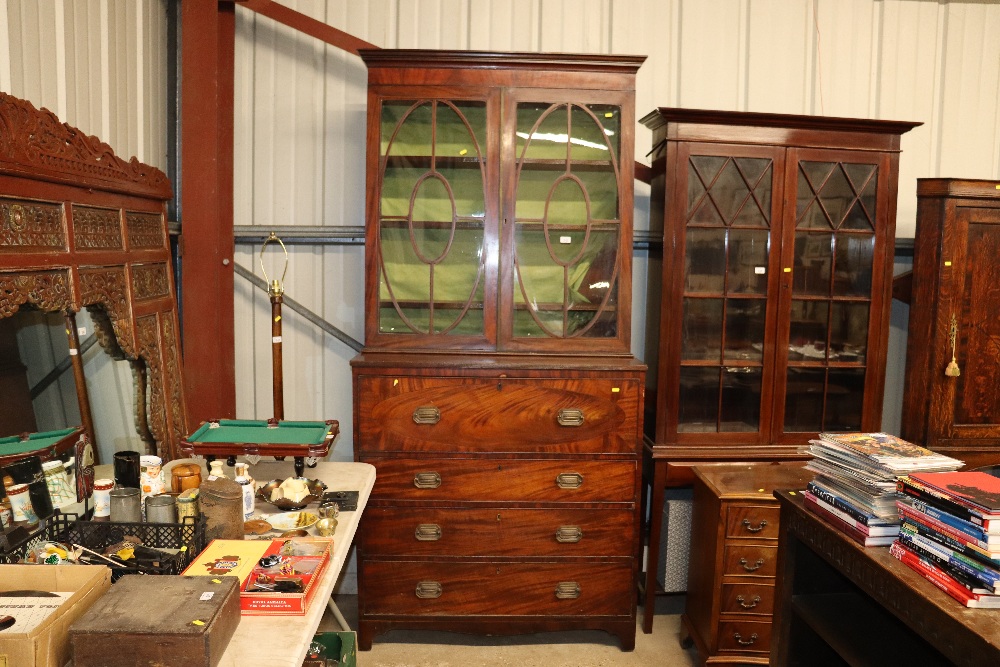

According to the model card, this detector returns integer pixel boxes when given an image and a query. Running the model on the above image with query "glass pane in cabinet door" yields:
[724,298,765,363]
[719,366,762,432]
[682,298,723,361]
[728,229,769,294]
[678,367,721,432]
[788,299,829,361]
[783,367,826,432]
[833,234,874,296]
[684,228,725,293]
[824,369,865,431]
[378,99,488,336]
[829,302,868,363]
[793,233,833,295]
[511,100,622,340]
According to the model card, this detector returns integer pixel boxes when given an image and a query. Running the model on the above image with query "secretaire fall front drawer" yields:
[362,506,635,557]
[355,375,641,454]
[362,457,636,503]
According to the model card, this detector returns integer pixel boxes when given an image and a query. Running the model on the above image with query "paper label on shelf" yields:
[200,592,215,601]
[272,336,282,343]
[69,348,78,356]
[559,236,572,244]
[78,326,87,336]
[754,266,766,274]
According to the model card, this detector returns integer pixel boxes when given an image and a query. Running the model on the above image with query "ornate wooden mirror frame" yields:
[0,92,188,462]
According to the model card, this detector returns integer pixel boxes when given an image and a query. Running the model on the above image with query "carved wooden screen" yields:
[0,92,187,461]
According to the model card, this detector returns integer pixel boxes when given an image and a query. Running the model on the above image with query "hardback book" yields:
[890,540,1000,608]
[898,476,1000,529]
[908,471,1000,515]
[897,530,1000,594]
[803,494,897,547]
[804,491,899,537]
[816,432,964,473]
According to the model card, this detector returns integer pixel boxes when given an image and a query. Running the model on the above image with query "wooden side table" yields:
[671,463,810,664]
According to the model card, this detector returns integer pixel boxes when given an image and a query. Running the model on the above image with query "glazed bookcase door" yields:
[365,88,500,351]
[500,88,633,354]
[771,148,893,443]
[667,143,784,444]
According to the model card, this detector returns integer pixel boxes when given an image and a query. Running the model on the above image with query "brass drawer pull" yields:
[412,406,441,424]
[739,557,765,572]
[741,518,768,533]
[555,472,584,489]
[734,632,758,646]
[414,523,442,541]
[555,525,583,543]
[554,582,581,599]
[415,581,442,599]
[413,472,442,489]
[736,594,761,609]
[556,408,585,426]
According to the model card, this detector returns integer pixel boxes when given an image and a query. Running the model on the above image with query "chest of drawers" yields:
[352,354,645,650]
[681,463,811,665]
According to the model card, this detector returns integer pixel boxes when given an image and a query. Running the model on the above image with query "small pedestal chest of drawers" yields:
[681,463,811,665]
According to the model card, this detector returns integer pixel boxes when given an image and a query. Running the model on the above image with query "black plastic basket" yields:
[0,511,206,582]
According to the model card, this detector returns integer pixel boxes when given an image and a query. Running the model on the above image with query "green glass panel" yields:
[381,166,486,219]
[784,367,827,432]
[515,168,618,221]
[724,298,765,362]
[685,228,726,293]
[678,367,721,432]
[570,104,620,161]
[824,369,866,431]
[793,233,833,296]
[381,101,432,156]
[728,229,769,294]
[518,103,570,161]
[682,298,723,361]
[435,101,487,157]
[720,367,762,432]
[830,302,869,362]
[788,299,829,361]
[833,234,874,296]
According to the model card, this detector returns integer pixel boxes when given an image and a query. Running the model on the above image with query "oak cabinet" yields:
[353,50,645,650]
[902,179,1000,467]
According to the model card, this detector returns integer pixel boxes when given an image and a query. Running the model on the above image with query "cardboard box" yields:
[69,574,240,667]
[0,564,111,667]
[183,538,331,615]
[305,631,357,667]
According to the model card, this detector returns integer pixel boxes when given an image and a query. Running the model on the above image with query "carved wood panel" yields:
[0,270,72,317]
[0,197,66,249]
[78,266,134,357]
[72,205,123,250]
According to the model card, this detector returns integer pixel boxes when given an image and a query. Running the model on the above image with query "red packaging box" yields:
[183,538,332,615]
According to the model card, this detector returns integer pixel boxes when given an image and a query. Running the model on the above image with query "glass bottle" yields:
[234,462,255,520]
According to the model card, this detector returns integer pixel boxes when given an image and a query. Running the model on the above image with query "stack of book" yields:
[803,432,964,547]
[892,470,1000,608]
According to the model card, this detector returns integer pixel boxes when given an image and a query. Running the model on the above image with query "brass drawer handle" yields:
[556,408,585,426]
[734,632,758,646]
[555,472,584,489]
[739,557,765,572]
[736,594,761,609]
[555,525,583,543]
[554,582,581,599]
[414,523,442,541]
[412,406,441,424]
[413,472,442,489]
[741,518,768,533]
[415,581,442,599]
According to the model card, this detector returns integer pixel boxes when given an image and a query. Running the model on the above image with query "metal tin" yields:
[109,486,142,523]
[145,493,177,524]
[199,477,244,541]
[176,489,200,523]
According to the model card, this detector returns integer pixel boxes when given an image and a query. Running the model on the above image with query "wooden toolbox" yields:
[69,575,241,667]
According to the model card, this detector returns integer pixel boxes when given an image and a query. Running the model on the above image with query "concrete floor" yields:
[320,594,700,667]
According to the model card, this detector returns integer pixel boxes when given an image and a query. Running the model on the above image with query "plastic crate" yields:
[0,512,206,582]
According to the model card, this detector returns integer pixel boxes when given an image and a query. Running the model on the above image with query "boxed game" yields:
[183,538,331,615]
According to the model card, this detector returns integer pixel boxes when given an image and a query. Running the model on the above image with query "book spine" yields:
[804,494,872,546]
[900,520,1000,570]
[890,541,977,606]
[805,492,894,537]
[902,496,995,540]
[898,478,988,527]
[807,481,891,526]
[897,503,994,552]
[897,537,994,593]
[897,530,1000,591]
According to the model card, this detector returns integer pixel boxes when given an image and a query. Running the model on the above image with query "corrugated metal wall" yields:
[0,0,168,464]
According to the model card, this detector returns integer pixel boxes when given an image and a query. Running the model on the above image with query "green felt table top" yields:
[0,427,81,456]
[185,419,334,445]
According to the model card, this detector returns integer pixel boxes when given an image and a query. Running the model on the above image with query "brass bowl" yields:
[256,478,327,511]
